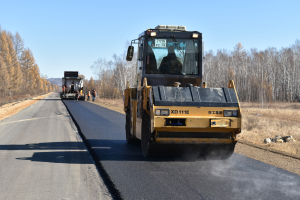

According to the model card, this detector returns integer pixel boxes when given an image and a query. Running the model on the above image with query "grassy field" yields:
[239,102,300,155]
[92,98,300,156]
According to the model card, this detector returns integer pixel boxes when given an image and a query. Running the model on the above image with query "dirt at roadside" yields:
[89,98,124,114]
[0,93,52,122]
[235,142,300,175]
[89,98,300,176]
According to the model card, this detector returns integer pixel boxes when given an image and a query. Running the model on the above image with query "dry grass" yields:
[89,98,124,114]
[0,93,52,122]
[0,94,33,107]
[239,102,300,155]
[94,98,123,108]
[0,92,53,107]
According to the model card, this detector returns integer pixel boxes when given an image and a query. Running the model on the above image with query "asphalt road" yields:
[64,100,300,200]
[0,93,111,200]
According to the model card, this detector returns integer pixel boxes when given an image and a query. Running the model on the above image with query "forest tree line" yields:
[85,40,300,103]
[0,27,59,104]
[204,41,300,103]
[85,42,136,98]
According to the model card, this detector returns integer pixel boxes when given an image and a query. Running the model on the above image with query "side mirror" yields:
[126,46,134,61]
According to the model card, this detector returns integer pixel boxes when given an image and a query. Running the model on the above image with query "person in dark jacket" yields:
[159,45,182,74]
[92,89,96,101]
[76,90,79,101]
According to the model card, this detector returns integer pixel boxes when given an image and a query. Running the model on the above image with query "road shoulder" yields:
[235,142,300,175]
[0,94,112,199]
[0,93,52,122]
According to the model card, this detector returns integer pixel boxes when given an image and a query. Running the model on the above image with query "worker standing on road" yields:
[92,89,96,101]
[87,90,91,101]
[76,90,79,101]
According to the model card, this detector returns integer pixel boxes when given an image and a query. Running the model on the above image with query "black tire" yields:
[141,112,152,157]
[125,99,134,143]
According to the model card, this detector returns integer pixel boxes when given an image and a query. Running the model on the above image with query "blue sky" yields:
[0,0,299,79]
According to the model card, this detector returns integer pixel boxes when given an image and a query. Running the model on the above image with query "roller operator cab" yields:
[124,25,242,158]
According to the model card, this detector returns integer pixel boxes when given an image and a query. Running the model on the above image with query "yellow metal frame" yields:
[123,79,242,144]
[156,138,236,144]
[154,116,241,129]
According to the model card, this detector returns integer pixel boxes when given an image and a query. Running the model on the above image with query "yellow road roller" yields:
[124,25,241,158]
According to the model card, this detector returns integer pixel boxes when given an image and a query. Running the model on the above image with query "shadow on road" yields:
[16,151,94,164]
[0,141,93,164]
[1,140,230,163]
[0,142,85,151]
[86,139,231,162]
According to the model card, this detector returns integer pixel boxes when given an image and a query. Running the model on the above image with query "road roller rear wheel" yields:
[125,99,134,143]
[142,112,152,157]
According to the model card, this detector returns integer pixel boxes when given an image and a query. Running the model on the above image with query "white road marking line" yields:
[0,114,69,126]
[93,147,112,149]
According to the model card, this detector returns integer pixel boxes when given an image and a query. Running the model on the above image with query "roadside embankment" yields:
[0,92,53,122]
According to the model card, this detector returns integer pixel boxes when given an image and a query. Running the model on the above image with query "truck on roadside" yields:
[60,71,85,100]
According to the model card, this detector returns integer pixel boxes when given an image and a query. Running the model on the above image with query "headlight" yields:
[150,32,157,37]
[232,110,238,117]
[191,33,198,38]
[224,110,233,117]
[224,110,238,117]
[155,109,161,115]
[155,109,169,116]
[161,110,169,115]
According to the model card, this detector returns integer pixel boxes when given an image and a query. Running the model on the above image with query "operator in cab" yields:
[159,45,183,74]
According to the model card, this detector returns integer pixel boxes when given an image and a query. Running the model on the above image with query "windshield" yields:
[146,38,199,75]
